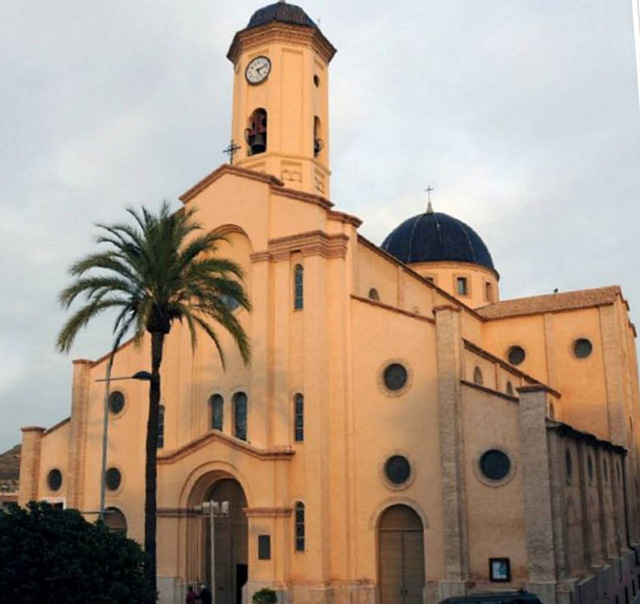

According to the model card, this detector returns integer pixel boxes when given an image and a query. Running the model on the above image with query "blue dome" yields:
[381,210,495,271]
[247,2,317,30]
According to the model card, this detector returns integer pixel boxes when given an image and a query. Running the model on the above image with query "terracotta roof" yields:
[478,286,622,320]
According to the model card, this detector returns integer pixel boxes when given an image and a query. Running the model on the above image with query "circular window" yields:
[106,468,122,491]
[565,449,573,481]
[507,346,526,366]
[222,294,240,312]
[574,338,593,359]
[479,450,511,481]
[47,469,62,492]
[109,391,125,414]
[383,363,408,392]
[385,455,411,485]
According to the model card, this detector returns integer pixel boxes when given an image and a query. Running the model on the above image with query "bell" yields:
[250,132,266,154]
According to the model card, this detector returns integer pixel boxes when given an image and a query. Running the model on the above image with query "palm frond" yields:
[58,201,251,366]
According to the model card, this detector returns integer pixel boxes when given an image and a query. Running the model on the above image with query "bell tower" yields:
[227,1,336,198]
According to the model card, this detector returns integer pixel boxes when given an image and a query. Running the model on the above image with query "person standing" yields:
[186,585,196,604]
[199,584,213,604]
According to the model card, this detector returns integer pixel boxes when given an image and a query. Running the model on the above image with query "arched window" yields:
[294,264,304,310]
[210,394,224,431]
[234,392,248,441]
[295,501,305,552]
[313,116,324,158]
[158,405,165,449]
[368,288,380,301]
[506,381,514,396]
[245,108,267,156]
[104,507,127,536]
[294,393,304,442]
[473,367,483,386]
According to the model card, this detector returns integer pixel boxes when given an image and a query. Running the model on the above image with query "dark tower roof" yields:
[247,1,317,30]
[381,208,495,271]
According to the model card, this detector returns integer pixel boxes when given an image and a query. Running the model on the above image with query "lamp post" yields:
[96,366,152,522]
[198,500,230,596]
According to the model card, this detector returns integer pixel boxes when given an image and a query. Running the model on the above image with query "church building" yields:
[19,4,640,604]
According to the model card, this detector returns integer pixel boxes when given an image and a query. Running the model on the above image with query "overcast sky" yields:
[1,0,639,453]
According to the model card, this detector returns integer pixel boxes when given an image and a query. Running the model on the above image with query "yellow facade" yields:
[19,4,640,604]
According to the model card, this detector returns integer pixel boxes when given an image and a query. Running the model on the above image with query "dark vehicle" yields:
[438,590,543,604]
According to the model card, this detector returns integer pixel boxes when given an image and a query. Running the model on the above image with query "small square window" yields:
[456,277,468,296]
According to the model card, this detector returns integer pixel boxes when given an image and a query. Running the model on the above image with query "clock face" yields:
[245,56,271,85]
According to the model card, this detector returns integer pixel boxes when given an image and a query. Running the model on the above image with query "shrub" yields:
[0,501,155,604]
[253,588,278,604]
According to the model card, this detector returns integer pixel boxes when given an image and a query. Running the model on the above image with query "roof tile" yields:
[478,286,621,320]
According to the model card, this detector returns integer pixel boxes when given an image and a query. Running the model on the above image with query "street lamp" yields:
[96,364,152,521]
[198,500,230,596]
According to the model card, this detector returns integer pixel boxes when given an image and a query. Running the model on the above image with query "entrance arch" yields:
[202,478,248,604]
[378,504,425,604]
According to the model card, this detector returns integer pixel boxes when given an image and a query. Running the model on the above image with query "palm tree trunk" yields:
[145,330,164,601]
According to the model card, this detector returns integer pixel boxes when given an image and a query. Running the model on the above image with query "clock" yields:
[245,56,271,85]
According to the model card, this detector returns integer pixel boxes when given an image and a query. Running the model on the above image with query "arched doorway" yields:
[203,479,248,604]
[378,504,425,604]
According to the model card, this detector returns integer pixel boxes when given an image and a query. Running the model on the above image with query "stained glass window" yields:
[383,363,407,391]
[385,455,411,485]
[295,501,305,552]
[47,469,62,491]
[507,345,525,366]
[479,450,510,481]
[294,393,304,442]
[574,338,593,359]
[109,391,125,414]
[106,467,122,491]
[234,392,248,441]
[294,264,304,310]
[210,394,224,431]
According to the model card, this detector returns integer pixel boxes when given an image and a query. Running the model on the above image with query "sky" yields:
[0,0,639,453]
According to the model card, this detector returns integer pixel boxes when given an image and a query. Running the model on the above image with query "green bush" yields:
[252,588,278,604]
[0,501,155,604]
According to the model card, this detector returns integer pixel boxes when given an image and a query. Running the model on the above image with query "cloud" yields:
[0,0,638,451]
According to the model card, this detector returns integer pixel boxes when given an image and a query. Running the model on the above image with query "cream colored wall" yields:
[482,308,613,440]
[409,261,499,309]
[460,385,527,584]
[231,34,331,197]
[354,240,485,344]
[37,422,71,504]
[350,297,446,581]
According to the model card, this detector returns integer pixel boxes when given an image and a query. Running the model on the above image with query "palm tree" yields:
[57,202,251,599]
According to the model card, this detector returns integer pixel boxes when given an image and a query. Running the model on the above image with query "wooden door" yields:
[379,505,425,604]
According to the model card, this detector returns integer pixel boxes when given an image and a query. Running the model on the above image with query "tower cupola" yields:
[227,2,336,198]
